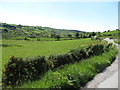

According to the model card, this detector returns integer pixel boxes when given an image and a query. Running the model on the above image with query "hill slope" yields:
[0,22,83,39]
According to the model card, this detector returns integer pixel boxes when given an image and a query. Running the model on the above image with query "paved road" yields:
[97,71,118,88]
[96,39,119,88]
[85,38,119,89]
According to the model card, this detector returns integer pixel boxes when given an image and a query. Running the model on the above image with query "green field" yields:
[101,30,119,38]
[2,38,99,67]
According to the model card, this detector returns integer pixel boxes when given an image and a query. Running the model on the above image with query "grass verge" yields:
[114,39,120,45]
[19,45,118,89]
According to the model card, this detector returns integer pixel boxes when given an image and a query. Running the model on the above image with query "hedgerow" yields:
[19,46,118,88]
[2,56,47,87]
[2,42,114,87]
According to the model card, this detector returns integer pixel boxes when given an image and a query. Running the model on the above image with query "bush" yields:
[48,53,74,68]
[37,38,41,41]
[1,44,11,47]
[91,44,104,55]
[2,56,47,87]
[48,43,112,69]
[104,43,113,52]
[70,49,87,61]
[24,37,29,40]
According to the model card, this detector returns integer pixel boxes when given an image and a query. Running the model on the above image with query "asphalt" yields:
[84,38,119,89]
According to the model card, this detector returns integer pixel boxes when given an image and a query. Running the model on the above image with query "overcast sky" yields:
[0,0,119,32]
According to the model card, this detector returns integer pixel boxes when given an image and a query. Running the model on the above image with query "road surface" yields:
[84,38,119,89]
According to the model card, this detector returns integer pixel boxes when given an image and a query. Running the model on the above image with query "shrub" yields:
[104,43,113,52]
[24,37,29,40]
[1,44,11,47]
[48,43,112,69]
[37,38,41,41]
[48,53,74,68]
[2,56,47,87]
[55,35,61,41]
[91,44,104,55]
[70,49,87,61]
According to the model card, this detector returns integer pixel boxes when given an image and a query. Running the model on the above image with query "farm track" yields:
[84,38,119,89]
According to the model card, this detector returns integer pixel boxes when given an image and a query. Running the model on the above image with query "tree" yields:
[91,32,96,36]
[75,32,79,39]
[97,32,101,37]
[3,29,8,32]
[55,35,61,41]
[24,37,29,40]
[88,34,92,38]
[51,34,56,38]
[68,34,72,39]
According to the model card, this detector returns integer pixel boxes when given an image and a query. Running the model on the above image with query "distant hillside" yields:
[1,22,119,41]
[0,22,84,39]
[101,30,120,38]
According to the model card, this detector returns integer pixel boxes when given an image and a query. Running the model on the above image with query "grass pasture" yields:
[101,30,119,39]
[2,38,100,67]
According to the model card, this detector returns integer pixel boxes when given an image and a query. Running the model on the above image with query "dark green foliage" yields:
[0,44,22,47]
[3,28,8,32]
[70,44,108,58]
[2,56,47,87]
[70,48,88,61]
[48,53,74,68]
[91,32,96,36]
[37,38,41,41]
[55,35,61,41]
[1,44,11,47]
[24,37,29,40]
[51,34,56,38]
[48,43,112,69]
[91,44,104,55]
[68,34,72,39]
[75,32,80,39]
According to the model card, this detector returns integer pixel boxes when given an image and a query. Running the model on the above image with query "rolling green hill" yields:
[1,22,119,41]
[0,22,84,40]
[101,30,120,38]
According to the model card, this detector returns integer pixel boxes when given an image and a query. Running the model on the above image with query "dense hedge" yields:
[2,56,47,87]
[48,43,112,68]
[2,43,113,87]
[48,53,74,68]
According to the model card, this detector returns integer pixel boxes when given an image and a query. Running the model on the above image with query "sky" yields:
[0,0,119,32]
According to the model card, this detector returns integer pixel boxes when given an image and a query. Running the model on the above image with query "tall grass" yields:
[19,46,118,88]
